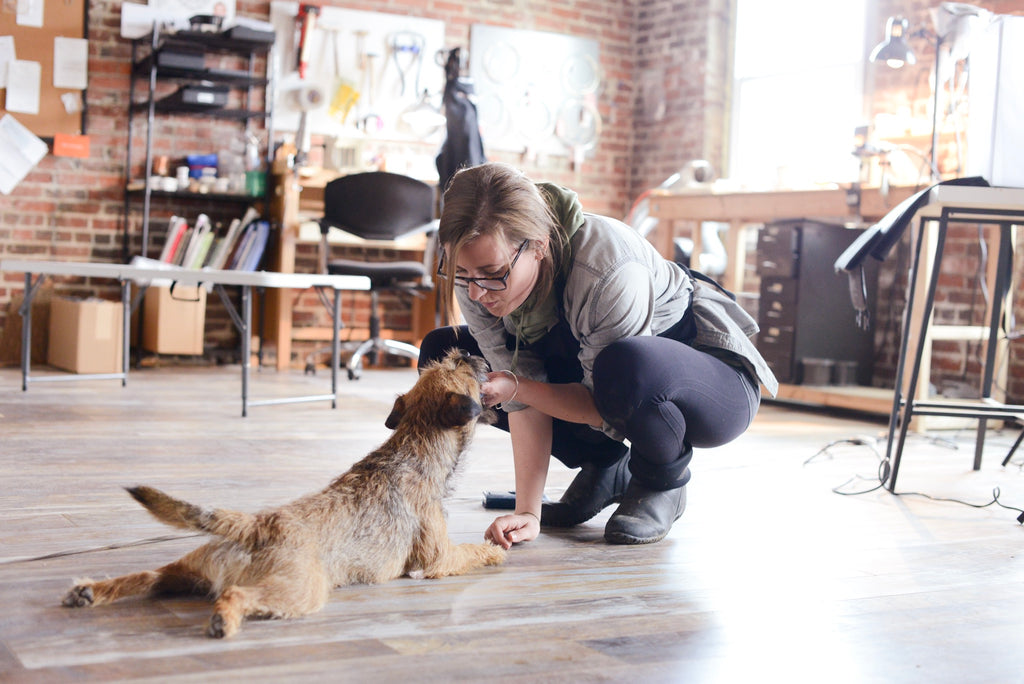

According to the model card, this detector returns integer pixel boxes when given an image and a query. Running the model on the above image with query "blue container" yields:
[186,153,218,179]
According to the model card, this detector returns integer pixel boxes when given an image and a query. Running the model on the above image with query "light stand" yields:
[869,16,943,180]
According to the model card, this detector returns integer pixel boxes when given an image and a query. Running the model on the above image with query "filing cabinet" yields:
[756,219,878,385]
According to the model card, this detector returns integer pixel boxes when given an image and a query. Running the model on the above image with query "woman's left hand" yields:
[484,512,540,549]
[481,371,519,408]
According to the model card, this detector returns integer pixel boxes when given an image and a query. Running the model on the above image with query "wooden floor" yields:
[2,363,1023,683]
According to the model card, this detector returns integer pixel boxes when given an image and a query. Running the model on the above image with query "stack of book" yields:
[156,208,270,272]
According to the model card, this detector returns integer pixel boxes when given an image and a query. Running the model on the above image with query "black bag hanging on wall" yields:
[435,48,486,198]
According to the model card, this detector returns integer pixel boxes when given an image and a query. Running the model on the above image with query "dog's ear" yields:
[439,392,482,428]
[385,395,407,429]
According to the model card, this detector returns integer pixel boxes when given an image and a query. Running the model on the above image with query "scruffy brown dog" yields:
[62,349,506,638]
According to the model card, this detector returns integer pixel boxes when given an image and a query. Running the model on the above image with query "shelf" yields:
[130,100,266,120]
[125,185,263,203]
[154,30,274,55]
[122,28,274,262]
[132,61,269,88]
[771,383,892,416]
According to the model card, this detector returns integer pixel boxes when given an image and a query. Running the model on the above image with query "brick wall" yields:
[1,0,1021,402]
[631,0,729,199]
[0,0,638,364]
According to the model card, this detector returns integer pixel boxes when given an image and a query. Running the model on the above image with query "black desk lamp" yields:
[869,15,942,179]
[869,16,917,68]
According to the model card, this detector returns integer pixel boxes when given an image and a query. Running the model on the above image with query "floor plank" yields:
[1,365,1023,682]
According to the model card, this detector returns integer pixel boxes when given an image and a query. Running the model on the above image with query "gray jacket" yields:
[456,212,778,436]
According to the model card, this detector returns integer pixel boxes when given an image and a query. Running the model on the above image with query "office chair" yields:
[317,171,438,380]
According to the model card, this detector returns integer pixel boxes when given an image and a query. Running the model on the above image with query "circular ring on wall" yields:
[514,91,554,142]
[561,53,600,96]
[483,41,520,85]
[477,91,512,140]
[555,97,602,151]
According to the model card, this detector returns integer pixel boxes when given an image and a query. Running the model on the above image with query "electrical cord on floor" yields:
[1,533,204,566]
[808,438,1024,524]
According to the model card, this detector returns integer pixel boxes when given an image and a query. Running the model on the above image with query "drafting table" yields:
[0,259,370,416]
[833,184,1024,489]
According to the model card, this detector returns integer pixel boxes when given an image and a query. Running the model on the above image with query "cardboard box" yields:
[142,285,206,355]
[47,297,124,373]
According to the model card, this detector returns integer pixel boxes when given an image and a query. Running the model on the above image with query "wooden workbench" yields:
[647,184,917,293]
[647,184,921,416]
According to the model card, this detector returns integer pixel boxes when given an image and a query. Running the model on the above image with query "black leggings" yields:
[418,326,760,490]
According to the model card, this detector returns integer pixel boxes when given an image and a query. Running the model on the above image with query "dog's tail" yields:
[126,486,263,550]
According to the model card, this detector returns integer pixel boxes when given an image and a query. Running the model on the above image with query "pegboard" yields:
[268,2,446,143]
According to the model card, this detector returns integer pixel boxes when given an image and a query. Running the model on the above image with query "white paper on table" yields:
[0,114,48,195]
[5,60,41,115]
[16,0,44,28]
[0,37,15,89]
[53,37,89,90]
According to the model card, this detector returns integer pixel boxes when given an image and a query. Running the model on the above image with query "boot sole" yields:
[604,529,670,545]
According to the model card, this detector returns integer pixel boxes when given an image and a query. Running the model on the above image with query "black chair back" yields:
[320,172,435,241]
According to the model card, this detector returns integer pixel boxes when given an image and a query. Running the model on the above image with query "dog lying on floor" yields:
[62,349,506,638]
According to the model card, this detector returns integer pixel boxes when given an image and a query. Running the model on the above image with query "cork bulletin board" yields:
[0,0,88,139]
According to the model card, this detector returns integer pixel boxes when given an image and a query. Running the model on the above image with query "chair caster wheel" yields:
[347,368,361,380]
[304,363,316,375]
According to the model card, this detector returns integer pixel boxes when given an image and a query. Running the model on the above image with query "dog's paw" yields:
[206,613,228,639]
[62,583,94,608]
[482,543,508,566]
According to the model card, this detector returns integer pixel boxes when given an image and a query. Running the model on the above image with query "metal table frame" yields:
[0,259,370,417]
[883,189,1024,490]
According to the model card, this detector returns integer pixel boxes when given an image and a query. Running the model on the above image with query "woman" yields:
[420,162,777,548]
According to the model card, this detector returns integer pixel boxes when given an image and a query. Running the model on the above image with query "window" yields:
[729,0,869,188]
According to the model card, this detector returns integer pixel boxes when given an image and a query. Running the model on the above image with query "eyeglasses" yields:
[437,240,530,292]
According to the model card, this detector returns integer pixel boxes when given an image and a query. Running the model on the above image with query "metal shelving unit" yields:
[122,29,275,261]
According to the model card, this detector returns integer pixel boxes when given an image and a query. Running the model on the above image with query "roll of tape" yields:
[295,84,325,111]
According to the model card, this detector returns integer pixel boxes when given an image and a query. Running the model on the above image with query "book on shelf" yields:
[180,214,212,268]
[158,216,188,263]
[228,219,270,272]
[153,207,264,272]
[204,217,242,271]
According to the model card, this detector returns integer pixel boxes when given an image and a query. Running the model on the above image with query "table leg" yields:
[241,285,251,418]
[20,272,32,392]
[890,215,949,491]
[120,280,130,386]
[331,287,340,408]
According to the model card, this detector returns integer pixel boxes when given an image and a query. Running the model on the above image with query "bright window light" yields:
[730,0,868,188]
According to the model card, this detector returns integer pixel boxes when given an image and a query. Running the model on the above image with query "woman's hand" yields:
[481,370,519,408]
[484,512,540,549]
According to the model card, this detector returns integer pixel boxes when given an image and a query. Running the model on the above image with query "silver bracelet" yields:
[496,369,519,409]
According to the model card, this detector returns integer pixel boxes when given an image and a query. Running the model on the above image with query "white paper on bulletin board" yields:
[269,2,446,143]
[469,24,601,158]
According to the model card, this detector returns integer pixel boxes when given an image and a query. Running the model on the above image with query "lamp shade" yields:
[870,16,917,68]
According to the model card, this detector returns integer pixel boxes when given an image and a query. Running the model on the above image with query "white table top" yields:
[0,258,371,291]
[919,185,1024,219]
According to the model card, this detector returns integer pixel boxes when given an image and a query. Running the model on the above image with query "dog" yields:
[62,349,506,638]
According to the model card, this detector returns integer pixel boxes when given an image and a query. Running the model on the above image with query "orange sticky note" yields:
[53,133,90,158]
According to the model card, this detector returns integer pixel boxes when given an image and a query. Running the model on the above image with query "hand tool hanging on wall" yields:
[389,31,426,97]
[327,29,360,125]
[295,4,320,79]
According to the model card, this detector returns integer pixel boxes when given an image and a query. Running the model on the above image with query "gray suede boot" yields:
[603,480,687,545]
[541,452,631,527]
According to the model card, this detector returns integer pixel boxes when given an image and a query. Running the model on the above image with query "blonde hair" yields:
[436,162,566,324]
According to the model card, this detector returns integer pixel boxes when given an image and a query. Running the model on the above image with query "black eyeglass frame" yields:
[437,240,530,291]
